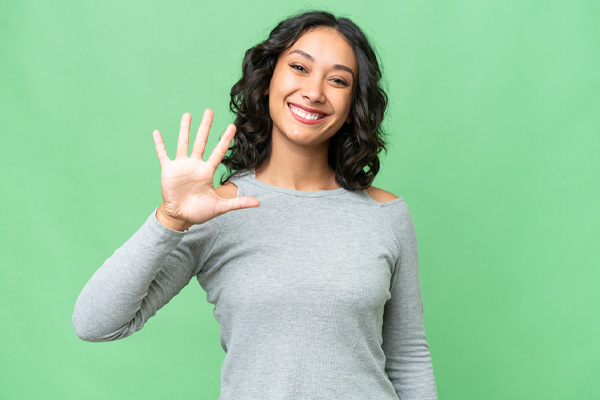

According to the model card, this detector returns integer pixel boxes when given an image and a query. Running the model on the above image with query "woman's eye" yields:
[332,78,350,87]
[290,64,306,72]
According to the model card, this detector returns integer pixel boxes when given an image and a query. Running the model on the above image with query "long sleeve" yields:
[72,209,223,342]
[381,201,438,399]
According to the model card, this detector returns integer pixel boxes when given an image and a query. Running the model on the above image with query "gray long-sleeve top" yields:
[73,171,438,399]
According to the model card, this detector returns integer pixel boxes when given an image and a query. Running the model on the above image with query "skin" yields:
[256,27,398,201]
[258,27,357,191]
[152,110,260,231]
[152,28,397,231]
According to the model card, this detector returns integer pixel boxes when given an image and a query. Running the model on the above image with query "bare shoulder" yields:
[215,181,239,199]
[366,186,400,203]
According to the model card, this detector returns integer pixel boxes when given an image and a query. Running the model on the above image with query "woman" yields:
[73,11,438,399]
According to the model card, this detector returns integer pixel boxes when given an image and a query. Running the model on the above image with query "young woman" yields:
[73,11,438,399]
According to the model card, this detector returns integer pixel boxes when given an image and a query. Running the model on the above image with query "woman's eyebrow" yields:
[289,49,355,79]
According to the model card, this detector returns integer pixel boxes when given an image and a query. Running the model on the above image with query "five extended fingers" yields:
[152,112,258,214]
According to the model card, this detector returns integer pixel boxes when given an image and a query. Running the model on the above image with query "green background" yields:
[1,0,598,398]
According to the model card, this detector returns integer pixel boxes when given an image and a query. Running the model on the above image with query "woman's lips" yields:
[288,103,329,125]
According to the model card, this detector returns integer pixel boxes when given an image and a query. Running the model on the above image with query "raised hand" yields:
[152,110,260,231]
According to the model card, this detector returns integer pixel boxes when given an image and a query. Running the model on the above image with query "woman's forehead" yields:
[283,28,357,72]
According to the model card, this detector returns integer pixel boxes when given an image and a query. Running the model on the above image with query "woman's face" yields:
[267,27,358,149]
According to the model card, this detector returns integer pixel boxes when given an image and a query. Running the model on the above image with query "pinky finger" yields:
[153,130,170,168]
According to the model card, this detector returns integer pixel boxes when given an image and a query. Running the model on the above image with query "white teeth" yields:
[290,105,322,120]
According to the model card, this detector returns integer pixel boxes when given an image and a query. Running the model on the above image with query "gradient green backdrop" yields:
[1,0,598,399]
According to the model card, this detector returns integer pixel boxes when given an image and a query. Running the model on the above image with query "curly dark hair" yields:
[220,10,388,190]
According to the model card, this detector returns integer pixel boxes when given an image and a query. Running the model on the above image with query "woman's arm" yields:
[381,201,438,399]
[73,110,259,341]
[72,209,209,341]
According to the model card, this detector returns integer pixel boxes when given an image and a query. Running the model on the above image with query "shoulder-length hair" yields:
[221,10,388,190]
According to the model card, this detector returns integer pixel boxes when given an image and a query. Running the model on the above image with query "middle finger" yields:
[190,109,213,160]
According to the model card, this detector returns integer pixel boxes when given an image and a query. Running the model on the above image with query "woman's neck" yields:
[255,137,340,191]
[255,164,339,191]
[256,126,341,191]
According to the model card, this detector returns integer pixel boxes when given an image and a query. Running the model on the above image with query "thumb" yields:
[217,196,260,215]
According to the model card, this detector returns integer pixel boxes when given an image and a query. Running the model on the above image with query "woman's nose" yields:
[301,76,326,103]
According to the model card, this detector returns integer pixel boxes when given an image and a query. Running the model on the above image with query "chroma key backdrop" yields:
[1,0,598,399]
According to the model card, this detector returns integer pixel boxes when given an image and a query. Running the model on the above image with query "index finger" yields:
[206,124,236,170]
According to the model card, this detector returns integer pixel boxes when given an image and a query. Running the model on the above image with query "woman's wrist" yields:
[156,204,193,232]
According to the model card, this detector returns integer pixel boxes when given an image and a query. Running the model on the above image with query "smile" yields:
[288,104,329,125]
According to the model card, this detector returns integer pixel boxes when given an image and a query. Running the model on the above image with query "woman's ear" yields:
[346,114,351,124]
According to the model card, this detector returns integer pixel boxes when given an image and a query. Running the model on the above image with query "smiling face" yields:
[267,27,358,150]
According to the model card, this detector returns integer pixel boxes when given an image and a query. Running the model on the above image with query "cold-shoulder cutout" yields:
[215,181,239,199]
[366,186,400,204]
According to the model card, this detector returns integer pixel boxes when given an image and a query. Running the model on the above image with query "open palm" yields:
[152,110,259,230]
